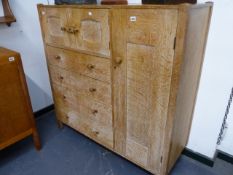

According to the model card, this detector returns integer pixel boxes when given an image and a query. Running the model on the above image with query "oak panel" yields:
[69,9,110,56]
[125,9,178,173]
[39,7,70,47]
[46,46,111,83]
[49,65,111,105]
[53,83,112,127]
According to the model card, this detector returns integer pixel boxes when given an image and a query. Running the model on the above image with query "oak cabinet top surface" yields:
[38,2,213,9]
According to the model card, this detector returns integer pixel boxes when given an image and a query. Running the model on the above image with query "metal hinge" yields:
[173,37,176,50]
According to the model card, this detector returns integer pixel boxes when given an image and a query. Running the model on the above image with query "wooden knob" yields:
[63,95,66,99]
[60,76,64,80]
[61,26,66,32]
[65,27,79,34]
[92,109,98,115]
[73,28,79,34]
[55,55,61,60]
[89,88,96,92]
[94,131,99,135]
[87,64,95,70]
[114,57,123,69]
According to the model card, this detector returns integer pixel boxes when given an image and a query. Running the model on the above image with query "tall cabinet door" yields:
[39,7,70,47]
[112,9,178,174]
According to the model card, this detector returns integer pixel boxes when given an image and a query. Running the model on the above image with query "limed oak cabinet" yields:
[38,3,213,174]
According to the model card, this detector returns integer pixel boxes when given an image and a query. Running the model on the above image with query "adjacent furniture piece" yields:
[101,0,128,5]
[38,3,213,174]
[142,0,196,4]
[0,0,16,26]
[0,48,41,150]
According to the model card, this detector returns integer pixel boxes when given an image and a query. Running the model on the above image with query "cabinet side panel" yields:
[168,4,213,171]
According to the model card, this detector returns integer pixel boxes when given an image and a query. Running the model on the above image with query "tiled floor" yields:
[0,111,232,175]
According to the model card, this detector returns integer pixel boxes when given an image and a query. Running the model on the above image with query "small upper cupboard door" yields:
[39,7,70,47]
[69,9,110,57]
[113,9,178,174]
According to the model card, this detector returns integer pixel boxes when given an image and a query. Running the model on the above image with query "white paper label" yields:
[9,57,15,62]
[88,12,92,16]
[130,16,137,22]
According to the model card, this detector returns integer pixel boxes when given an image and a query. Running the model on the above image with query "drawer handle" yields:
[55,55,61,60]
[60,76,64,80]
[114,57,123,69]
[63,95,66,99]
[89,88,96,92]
[61,26,67,32]
[72,28,79,34]
[94,131,99,135]
[92,109,98,115]
[67,27,79,34]
[87,64,95,70]
[61,26,79,34]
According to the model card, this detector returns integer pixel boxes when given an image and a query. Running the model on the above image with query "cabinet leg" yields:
[57,120,64,129]
[32,130,41,150]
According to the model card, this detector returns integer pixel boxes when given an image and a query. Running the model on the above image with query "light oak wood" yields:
[38,3,213,174]
[46,46,111,83]
[49,65,112,104]
[167,4,213,172]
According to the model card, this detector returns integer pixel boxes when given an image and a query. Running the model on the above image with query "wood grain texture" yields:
[53,83,113,149]
[46,46,111,83]
[0,48,41,150]
[125,9,178,173]
[111,8,127,156]
[167,3,213,172]
[40,7,70,47]
[49,65,112,105]
[38,4,213,175]
[159,5,190,175]
[69,9,110,57]
[39,6,110,57]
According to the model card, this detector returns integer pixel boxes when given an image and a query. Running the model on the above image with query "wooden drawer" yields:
[57,107,113,149]
[53,83,112,127]
[40,7,110,57]
[53,84,113,149]
[49,65,111,105]
[46,46,111,83]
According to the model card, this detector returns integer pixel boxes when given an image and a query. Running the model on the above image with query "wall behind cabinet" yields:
[0,0,53,112]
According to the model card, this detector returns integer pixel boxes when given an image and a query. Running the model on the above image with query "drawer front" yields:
[46,46,111,83]
[49,65,111,105]
[39,7,70,47]
[53,84,113,149]
[53,84,112,127]
[58,108,113,149]
[69,9,110,57]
